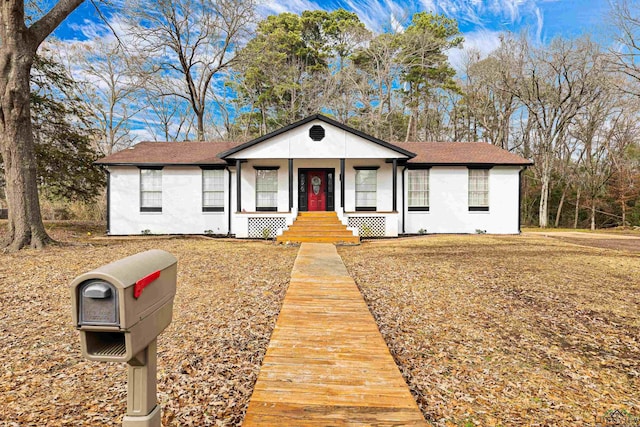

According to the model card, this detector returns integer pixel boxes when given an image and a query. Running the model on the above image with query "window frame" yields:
[139,167,163,213]
[354,167,378,212]
[407,168,430,212]
[201,167,225,212]
[468,167,490,212]
[255,166,279,212]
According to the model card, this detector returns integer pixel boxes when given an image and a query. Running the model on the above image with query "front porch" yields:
[232,210,399,239]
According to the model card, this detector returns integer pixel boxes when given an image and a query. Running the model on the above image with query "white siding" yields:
[343,161,393,212]
[402,166,521,234]
[108,166,230,235]
[108,164,522,236]
[230,119,408,160]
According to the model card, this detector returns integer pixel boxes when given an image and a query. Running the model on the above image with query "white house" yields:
[96,114,532,239]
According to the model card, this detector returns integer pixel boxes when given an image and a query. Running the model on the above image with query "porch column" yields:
[236,159,242,212]
[340,158,345,209]
[392,159,398,211]
[289,159,294,211]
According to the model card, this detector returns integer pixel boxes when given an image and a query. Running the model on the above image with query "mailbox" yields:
[70,249,177,363]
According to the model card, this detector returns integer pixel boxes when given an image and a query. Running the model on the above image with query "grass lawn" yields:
[338,235,640,426]
[1,222,639,426]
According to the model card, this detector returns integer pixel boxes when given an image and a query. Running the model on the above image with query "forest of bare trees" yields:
[2,0,640,250]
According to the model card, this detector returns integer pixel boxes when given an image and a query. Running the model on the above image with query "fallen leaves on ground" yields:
[339,235,640,426]
[0,229,297,426]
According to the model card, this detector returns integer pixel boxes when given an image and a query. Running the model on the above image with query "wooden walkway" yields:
[243,243,427,426]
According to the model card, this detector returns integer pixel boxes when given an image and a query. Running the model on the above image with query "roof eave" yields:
[407,161,533,167]
[95,162,227,167]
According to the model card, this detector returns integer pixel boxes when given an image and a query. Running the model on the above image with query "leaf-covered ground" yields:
[338,235,640,426]
[0,224,297,426]
[2,222,639,426]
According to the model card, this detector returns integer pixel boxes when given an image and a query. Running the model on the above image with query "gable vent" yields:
[309,125,325,141]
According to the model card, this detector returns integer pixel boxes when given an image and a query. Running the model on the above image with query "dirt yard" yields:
[1,223,639,426]
[339,234,640,426]
[524,229,640,253]
[0,223,298,426]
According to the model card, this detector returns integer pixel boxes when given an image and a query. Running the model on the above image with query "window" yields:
[355,169,377,211]
[202,169,224,212]
[140,168,162,212]
[468,168,489,211]
[256,169,278,211]
[408,169,429,211]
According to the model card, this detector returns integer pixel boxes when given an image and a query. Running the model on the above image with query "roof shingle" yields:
[95,140,531,166]
[95,141,243,166]
[395,141,532,165]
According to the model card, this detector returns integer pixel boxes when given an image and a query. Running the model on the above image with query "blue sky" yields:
[49,0,616,140]
[55,0,612,46]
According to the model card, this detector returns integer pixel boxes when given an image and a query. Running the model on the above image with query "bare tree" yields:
[462,40,523,149]
[141,74,195,141]
[501,36,605,227]
[127,0,255,141]
[56,39,146,154]
[609,0,640,96]
[1,0,85,251]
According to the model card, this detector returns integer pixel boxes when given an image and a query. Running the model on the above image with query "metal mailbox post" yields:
[70,250,177,427]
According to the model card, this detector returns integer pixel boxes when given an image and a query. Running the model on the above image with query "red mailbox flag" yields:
[134,270,161,298]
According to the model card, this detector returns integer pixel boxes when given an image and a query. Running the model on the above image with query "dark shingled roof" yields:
[395,142,532,166]
[95,141,243,166]
[95,139,531,167]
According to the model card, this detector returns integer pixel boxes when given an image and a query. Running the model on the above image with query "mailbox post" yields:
[70,250,177,427]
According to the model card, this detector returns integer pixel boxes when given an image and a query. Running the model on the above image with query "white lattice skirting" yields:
[248,217,287,238]
[347,217,386,237]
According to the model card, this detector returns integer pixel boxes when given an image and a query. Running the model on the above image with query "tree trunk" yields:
[539,169,550,228]
[590,201,596,231]
[574,188,580,229]
[554,186,567,228]
[0,46,53,251]
[621,201,626,227]
[196,111,205,141]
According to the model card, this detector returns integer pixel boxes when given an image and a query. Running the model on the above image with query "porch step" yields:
[278,235,360,244]
[283,230,355,237]
[277,212,359,245]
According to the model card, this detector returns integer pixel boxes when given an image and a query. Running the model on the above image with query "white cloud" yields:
[257,0,320,16]
[448,28,503,71]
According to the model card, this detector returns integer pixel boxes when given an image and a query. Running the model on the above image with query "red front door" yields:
[307,171,326,211]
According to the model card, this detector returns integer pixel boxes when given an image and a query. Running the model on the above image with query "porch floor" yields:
[242,243,427,426]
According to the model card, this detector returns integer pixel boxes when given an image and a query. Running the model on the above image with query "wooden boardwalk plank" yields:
[243,243,427,426]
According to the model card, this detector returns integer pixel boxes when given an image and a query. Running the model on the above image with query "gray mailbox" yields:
[71,249,177,363]
[70,249,177,427]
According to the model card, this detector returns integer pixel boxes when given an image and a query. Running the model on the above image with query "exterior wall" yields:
[108,164,522,237]
[343,160,394,213]
[234,119,408,160]
[108,166,230,235]
[402,166,521,234]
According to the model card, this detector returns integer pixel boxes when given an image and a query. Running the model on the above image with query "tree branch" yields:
[28,0,85,48]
